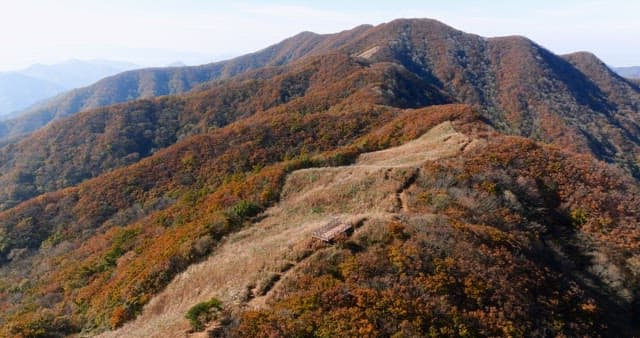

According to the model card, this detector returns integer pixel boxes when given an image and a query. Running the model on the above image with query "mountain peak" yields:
[385,17,456,29]
[562,51,610,70]
[488,34,535,45]
[563,50,640,103]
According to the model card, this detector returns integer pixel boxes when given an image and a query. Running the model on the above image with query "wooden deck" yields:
[312,219,353,242]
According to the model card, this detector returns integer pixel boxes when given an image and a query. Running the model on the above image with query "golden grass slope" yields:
[99,120,471,337]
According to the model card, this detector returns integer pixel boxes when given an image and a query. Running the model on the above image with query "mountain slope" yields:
[0,18,639,337]
[101,119,639,337]
[235,128,640,337]
[98,120,476,337]
[336,19,640,175]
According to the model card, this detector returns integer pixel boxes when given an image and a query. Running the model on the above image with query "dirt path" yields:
[395,168,419,212]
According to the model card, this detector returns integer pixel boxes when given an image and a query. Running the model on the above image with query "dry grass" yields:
[97,121,471,337]
[357,46,380,59]
[356,120,470,167]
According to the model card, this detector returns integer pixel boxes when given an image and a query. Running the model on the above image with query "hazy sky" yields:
[1,0,638,71]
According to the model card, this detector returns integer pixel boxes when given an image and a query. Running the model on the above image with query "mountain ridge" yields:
[0,25,375,142]
[2,18,638,212]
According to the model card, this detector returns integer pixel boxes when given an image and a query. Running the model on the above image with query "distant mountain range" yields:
[0,73,63,118]
[0,60,139,117]
[166,61,187,67]
[615,66,640,79]
[0,29,371,142]
[20,59,140,89]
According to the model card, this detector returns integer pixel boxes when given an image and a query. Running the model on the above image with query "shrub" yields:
[185,297,222,332]
[570,208,588,227]
[256,273,281,296]
[224,200,262,228]
[228,200,261,219]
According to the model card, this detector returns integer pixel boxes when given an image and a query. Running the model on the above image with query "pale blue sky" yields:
[1,0,638,71]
